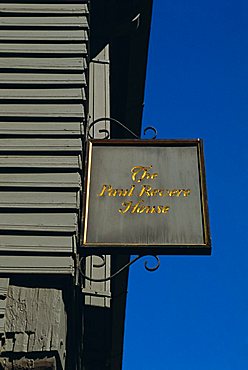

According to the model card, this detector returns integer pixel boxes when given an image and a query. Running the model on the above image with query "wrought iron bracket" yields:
[143,126,158,139]
[80,117,159,283]
[87,117,157,140]
[77,254,160,283]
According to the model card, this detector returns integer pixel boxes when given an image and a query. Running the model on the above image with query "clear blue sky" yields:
[123,1,248,369]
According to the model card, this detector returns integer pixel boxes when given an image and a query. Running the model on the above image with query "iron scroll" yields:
[87,117,158,140]
[78,255,160,282]
[80,117,159,283]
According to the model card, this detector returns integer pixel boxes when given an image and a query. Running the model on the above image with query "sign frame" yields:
[82,139,211,255]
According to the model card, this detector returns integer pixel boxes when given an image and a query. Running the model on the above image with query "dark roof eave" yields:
[89,2,153,369]
[110,0,153,138]
[110,2,153,369]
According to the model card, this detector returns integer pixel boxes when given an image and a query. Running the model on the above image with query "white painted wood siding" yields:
[84,45,111,308]
[0,1,88,265]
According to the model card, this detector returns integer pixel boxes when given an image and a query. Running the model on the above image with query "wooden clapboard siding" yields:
[0,30,88,41]
[0,256,74,274]
[0,213,77,233]
[0,16,88,27]
[0,73,86,84]
[0,1,88,270]
[0,89,85,100]
[0,43,87,54]
[0,57,87,70]
[0,235,76,253]
[0,191,79,209]
[0,138,82,151]
[0,3,88,14]
[0,104,85,118]
[0,173,81,188]
[0,155,81,168]
[0,122,82,135]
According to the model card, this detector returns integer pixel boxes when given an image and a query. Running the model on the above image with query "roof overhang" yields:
[88,2,153,369]
[90,0,153,137]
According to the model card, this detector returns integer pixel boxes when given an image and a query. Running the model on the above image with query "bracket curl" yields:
[87,117,158,140]
[143,126,158,139]
[78,255,160,282]
[88,117,139,139]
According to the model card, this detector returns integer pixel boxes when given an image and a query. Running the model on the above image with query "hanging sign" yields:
[83,140,211,255]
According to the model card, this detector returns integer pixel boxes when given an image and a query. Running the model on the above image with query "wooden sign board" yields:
[83,140,211,255]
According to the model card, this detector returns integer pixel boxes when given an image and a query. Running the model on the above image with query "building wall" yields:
[84,45,111,309]
[0,1,88,267]
[0,1,153,369]
[0,2,89,369]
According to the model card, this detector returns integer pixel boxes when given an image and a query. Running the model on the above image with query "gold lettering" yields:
[136,202,149,214]
[109,188,118,197]
[144,206,151,214]
[150,206,157,214]
[162,206,170,213]
[151,173,158,180]
[131,166,150,182]
[151,189,160,196]
[119,201,133,214]
[98,184,108,196]
[139,185,152,197]
[183,189,191,197]
[137,204,146,214]
[131,165,158,183]
[157,205,162,214]
[131,200,144,213]
[128,185,135,196]
[99,165,190,217]
[119,199,170,215]
[139,186,191,198]
[99,185,136,197]
[168,189,179,197]
[117,189,128,197]
[175,190,183,197]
